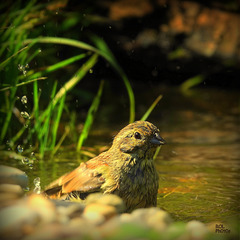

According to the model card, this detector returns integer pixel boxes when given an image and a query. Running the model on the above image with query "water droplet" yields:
[89,69,93,74]
[17,145,24,153]
[39,49,42,53]
[21,111,30,119]
[18,64,29,76]
[34,177,40,186]
[21,96,27,104]
[18,64,23,71]
[31,152,35,157]
[28,163,33,169]
[21,157,29,164]
[33,177,41,194]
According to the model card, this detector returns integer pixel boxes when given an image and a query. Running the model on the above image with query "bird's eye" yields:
[134,132,141,139]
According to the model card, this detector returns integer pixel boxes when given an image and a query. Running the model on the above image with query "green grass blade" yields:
[0,87,17,143]
[33,80,39,120]
[23,37,100,54]
[141,95,163,121]
[30,53,88,79]
[38,81,57,158]
[180,75,205,93]
[52,53,98,107]
[50,94,66,149]
[22,36,135,122]
[77,80,104,151]
[91,35,135,123]
[0,46,28,69]
[0,77,47,92]
[51,126,70,157]
[31,54,98,140]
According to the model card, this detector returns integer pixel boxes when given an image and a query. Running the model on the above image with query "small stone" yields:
[186,220,209,238]
[0,165,28,189]
[0,184,24,207]
[121,207,172,231]
[0,183,23,196]
[0,205,40,239]
[99,216,122,238]
[83,203,117,224]
[24,194,57,223]
[57,202,84,219]
[86,193,125,213]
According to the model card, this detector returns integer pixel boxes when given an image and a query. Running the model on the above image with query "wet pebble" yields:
[86,193,125,213]
[0,165,28,189]
[56,200,84,221]
[186,220,209,239]
[121,207,172,231]
[24,194,57,224]
[83,203,117,225]
[0,183,24,207]
[0,205,40,239]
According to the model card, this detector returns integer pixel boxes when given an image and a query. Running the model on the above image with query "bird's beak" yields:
[150,133,166,145]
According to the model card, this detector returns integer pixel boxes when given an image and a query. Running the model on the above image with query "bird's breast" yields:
[117,159,159,211]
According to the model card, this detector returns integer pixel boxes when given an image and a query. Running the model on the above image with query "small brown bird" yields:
[44,121,165,211]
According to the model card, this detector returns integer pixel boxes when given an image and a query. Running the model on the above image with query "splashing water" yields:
[18,64,29,76]
[21,96,28,104]
[33,177,41,194]
[21,111,30,119]
[21,157,29,164]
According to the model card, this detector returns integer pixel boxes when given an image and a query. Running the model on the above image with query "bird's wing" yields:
[44,157,110,199]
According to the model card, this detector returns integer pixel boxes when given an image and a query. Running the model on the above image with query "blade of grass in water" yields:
[180,75,205,93]
[52,53,98,107]
[51,126,70,157]
[141,95,163,121]
[39,81,57,158]
[91,35,135,123]
[140,94,163,160]
[49,94,66,149]
[77,80,105,151]
[33,80,39,121]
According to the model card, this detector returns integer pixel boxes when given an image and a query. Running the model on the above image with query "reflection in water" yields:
[157,144,239,222]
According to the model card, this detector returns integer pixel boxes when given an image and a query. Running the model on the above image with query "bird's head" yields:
[111,121,165,159]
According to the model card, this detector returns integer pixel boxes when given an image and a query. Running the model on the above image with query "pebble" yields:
[24,194,57,224]
[0,205,40,239]
[0,165,28,189]
[83,203,117,224]
[186,220,209,238]
[121,207,172,231]
[0,183,24,203]
[86,193,125,213]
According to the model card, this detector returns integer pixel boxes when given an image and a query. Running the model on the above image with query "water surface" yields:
[1,87,239,223]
